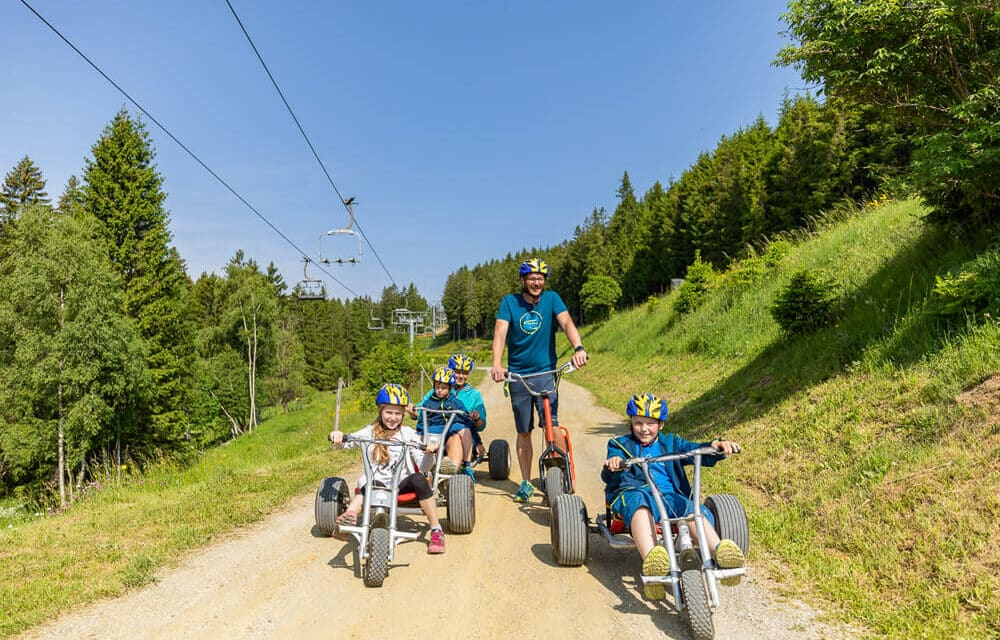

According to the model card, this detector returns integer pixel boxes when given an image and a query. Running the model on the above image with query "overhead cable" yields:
[19,0,359,298]
[225,0,399,287]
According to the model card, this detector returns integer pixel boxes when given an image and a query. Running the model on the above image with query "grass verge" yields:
[0,389,368,638]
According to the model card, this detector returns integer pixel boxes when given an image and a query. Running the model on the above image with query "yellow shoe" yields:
[715,539,745,586]
[641,546,670,600]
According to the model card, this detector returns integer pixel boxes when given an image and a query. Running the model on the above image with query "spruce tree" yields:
[82,109,195,447]
[1,155,50,228]
[57,175,85,215]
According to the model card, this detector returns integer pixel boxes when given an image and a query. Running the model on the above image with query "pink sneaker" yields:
[428,529,446,554]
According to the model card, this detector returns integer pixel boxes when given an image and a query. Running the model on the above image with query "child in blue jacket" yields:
[410,367,482,481]
[602,392,745,599]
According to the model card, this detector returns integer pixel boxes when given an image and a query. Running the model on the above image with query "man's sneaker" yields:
[461,464,476,483]
[438,456,458,475]
[428,529,446,554]
[513,480,535,503]
[715,539,745,586]
[641,546,670,600]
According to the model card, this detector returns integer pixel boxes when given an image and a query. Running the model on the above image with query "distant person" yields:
[447,353,488,459]
[329,383,446,553]
[602,392,745,598]
[490,258,589,502]
[410,367,482,482]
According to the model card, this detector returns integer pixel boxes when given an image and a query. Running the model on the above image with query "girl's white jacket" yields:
[338,423,424,489]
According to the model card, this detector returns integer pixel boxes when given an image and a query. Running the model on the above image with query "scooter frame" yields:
[504,361,577,501]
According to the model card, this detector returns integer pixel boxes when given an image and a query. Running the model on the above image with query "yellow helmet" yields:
[376,383,410,406]
[626,393,668,421]
[519,258,549,277]
[432,367,456,385]
[448,354,474,372]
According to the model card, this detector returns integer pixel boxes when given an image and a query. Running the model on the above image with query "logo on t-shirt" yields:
[519,310,542,335]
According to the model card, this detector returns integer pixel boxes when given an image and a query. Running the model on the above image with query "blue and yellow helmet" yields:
[447,354,474,372]
[519,258,549,277]
[376,383,410,406]
[432,367,456,385]
[626,393,668,421]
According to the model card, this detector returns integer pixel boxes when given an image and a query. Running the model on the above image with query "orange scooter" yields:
[504,361,577,504]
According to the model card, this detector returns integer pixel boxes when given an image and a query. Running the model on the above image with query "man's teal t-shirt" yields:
[496,290,568,374]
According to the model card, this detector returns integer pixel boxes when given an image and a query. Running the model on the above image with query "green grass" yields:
[0,389,371,638]
[571,198,1000,639]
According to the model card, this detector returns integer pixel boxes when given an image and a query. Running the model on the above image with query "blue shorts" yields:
[509,373,558,434]
[610,486,716,528]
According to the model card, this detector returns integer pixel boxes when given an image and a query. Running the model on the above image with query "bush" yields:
[771,269,837,334]
[357,341,432,404]
[673,251,718,314]
[762,239,793,267]
[580,275,621,322]
[924,249,1000,319]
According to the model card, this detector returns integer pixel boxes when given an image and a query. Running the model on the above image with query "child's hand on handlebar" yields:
[605,456,625,472]
[711,440,742,456]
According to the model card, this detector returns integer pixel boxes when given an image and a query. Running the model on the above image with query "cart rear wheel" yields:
[314,477,349,536]
[705,494,749,556]
[364,527,390,587]
[487,439,511,480]
[551,494,588,566]
[681,568,714,640]
[446,473,475,533]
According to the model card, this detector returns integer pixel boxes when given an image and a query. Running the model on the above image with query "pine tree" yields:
[57,175,85,215]
[82,109,195,447]
[1,155,50,228]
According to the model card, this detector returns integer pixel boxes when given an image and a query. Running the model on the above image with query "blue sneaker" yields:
[513,480,534,503]
[461,464,476,483]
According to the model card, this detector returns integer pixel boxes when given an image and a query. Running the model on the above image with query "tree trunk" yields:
[58,285,66,508]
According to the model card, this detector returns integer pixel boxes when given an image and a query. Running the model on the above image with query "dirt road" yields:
[21,379,855,640]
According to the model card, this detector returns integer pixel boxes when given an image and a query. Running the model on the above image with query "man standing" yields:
[490,258,589,502]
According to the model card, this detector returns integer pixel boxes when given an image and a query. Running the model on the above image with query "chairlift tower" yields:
[392,308,426,351]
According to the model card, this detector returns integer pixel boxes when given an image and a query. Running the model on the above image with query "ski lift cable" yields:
[225,0,398,287]
[20,0,359,298]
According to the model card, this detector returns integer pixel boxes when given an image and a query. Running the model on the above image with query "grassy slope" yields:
[569,198,1000,639]
[0,391,369,638]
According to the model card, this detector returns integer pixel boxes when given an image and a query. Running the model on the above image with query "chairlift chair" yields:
[296,258,326,301]
[368,307,385,331]
[319,197,363,265]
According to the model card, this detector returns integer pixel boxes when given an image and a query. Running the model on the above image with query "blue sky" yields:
[1,1,808,302]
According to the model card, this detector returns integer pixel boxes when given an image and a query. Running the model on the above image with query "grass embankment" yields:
[0,391,369,638]
[569,198,1000,639]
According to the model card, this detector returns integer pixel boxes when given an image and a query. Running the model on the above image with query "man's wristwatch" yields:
[574,345,586,353]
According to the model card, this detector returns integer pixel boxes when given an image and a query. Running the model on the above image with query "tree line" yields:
[0,110,428,503]
[444,1,998,338]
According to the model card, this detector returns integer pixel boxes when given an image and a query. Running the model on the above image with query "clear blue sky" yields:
[1,1,808,302]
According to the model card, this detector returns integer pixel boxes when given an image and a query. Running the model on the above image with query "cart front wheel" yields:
[363,527,390,587]
[681,568,714,640]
